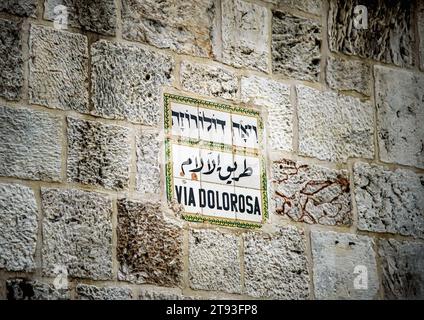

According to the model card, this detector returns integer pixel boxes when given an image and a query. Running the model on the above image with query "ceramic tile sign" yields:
[164,93,268,228]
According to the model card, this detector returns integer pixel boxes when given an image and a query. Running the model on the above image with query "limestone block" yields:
[266,0,322,16]
[76,284,132,300]
[6,279,69,300]
[136,131,160,194]
[0,0,37,16]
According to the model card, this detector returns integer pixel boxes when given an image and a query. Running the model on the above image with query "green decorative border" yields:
[164,93,268,229]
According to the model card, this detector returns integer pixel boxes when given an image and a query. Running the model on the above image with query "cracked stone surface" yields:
[240,75,292,151]
[311,230,379,299]
[266,0,322,15]
[0,106,62,181]
[0,19,23,101]
[44,0,116,35]
[0,0,37,16]
[136,131,160,194]
[328,0,414,67]
[326,56,371,96]
[272,159,351,226]
[375,66,424,169]
[180,61,238,100]
[244,226,309,299]
[41,188,113,280]
[221,0,270,72]
[29,25,89,113]
[354,162,424,239]
[91,40,173,125]
[189,229,241,294]
[7,279,69,300]
[379,239,424,299]
[76,284,132,300]
[272,11,321,81]
[0,183,38,272]
[67,117,131,190]
[117,199,183,286]
[122,0,216,57]
[297,85,374,162]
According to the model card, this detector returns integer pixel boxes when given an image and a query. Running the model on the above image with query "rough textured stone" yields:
[122,0,215,57]
[7,279,69,300]
[221,0,270,72]
[136,131,160,194]
[139,288,190,300]
[311,230,379,299]
[241,75,292,151]
[29,25,88,112]
[354,162,424,239]
[76,284,132,300]
[0,19,23,101]
[189,229,241,294]
[419,2,424,71]
[326,56,371,96]
[328,0,414,67]
[67,117,131,190]
[0,0,37,16]
[0,106,62,181]
[297,85,374,162]
[44,0,116,35]
[117,199,183,286]
[272,11,321,81]
[41,188,113,280]
[375,66,424,169]
[379,239,424,299]
[0,183,38,272]
[180,61,238,100]
[91,40,173,125]
[244,226,309,299]
[268,0,322,15]
[272,159,351,226]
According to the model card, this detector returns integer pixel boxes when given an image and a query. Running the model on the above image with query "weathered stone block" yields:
[122,0,216,57]
[44,0,116,36]
[328,0,414,66]
[221,0,270,72]
[244,226,309,299]
[76,284,132,300]
[379,239,424,299]
[311,230,379,299]
[272,11,321,81]
[7,279,69,300]
[180,61,238,100]
[419,2,424,71]
[0,183,38,272]
[117,199,183,286]
[0,106,62,181]
[29,25,88,112]
[67,117,131,190]
[326,56,371,96]
[91,40,173,125]
[354,162,424,239]
[240,75,292,151]
[41,188,113,280]
[272,159,351,226]
[268,0,322,15]
[375,66,424,169]
[0,0,37,16]
[139,288,193,300]
[0,19,23,101]
[297,85,374,162]
[189,229,241,294]
[136,131,160,194]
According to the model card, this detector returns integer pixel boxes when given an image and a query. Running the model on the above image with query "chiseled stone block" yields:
[91,40,173,125]
[354,162,424,239]
[117,199,183,286]
[136,131,161,194]
[272,159,351,226]
[76,284,132,300]
[7,279,69,300]
[29,25,89,113]
[311,230,379,299]
[189,229,241,294]
[265,0,322,16]
[0,183,38,272]
[375,66,424,169]
[244,226,309,299]
[41,188,113,280]
[0,0,37,17]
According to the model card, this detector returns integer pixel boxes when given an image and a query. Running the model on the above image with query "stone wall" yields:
[0,0,423,300]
